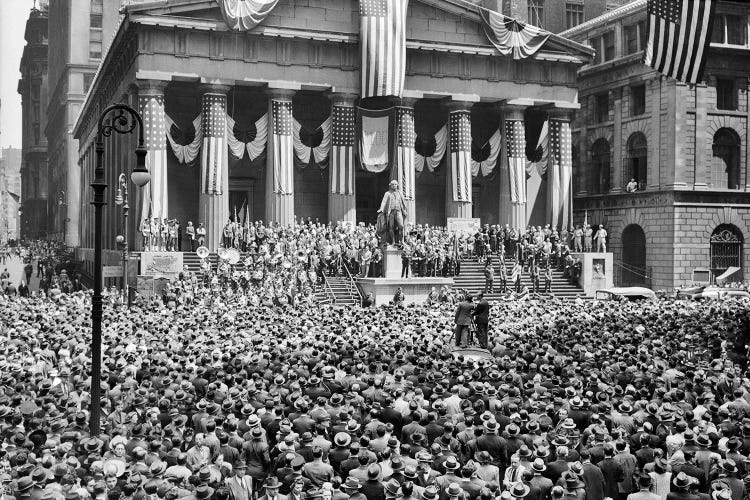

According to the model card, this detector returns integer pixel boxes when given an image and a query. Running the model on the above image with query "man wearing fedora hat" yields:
[361,464,385,500]
[711,460,745,500]
[341,477,366,500]
[627,475,659,500]
[258,476,287,500]
[226,460,254,500]
[667,472,699,500]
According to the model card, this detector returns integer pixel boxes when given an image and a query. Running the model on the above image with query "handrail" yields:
[321,272,336,303]
[342,260,364,305]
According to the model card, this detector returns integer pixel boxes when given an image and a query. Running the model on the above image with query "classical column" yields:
[328,93,357,224]
[547,110,574,231]
[445,102,474,220]
[611,88,623,192]
[138,80,169,233]
[199,85,230,251]
[265,89,295,226]
[394,98,417,226]
[504,106,527,230]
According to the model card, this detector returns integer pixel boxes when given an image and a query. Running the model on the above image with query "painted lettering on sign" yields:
[360,115,390,173]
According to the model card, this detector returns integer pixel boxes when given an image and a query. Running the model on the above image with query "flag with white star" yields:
[331,105,356,196]
[201,93,227,195]
[449,111,472,203]
[272,99,294,195]
[393,106,415,200]
[506,119,527,204]
[359,0,408,98]
[140,95,168,219]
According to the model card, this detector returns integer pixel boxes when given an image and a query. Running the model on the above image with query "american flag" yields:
[331,105,355,196]
[140,95,168,219]
[644,0,716,85]
[272,99,294,195]
[506,119,527,204]
[449,111,472,203]
[201,93,226,195]
[359,0,408,98]
[393,106,415,200]
[547,120,561,227]
[558,120,573,231]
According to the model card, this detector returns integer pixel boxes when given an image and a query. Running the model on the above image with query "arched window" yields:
[590,138,610,194]
[712,128,741,189]
[621,224,647,286]
[710,224,743,281]
[625,132,647,191]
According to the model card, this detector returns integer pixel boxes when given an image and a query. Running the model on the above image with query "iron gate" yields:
[710,225,743,280]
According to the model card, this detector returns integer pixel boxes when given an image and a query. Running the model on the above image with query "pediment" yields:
[125,0,592,61]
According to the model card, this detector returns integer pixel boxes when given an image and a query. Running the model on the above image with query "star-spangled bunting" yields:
[449,111,472,203]
[272,99,294,195]
[393,107,415,200]
[359,0,408,98]
[644,0,716,85]
[331,106,356,196]
[140,95,168,220]
[548,120,561,227]
[201,94,227,195]
[506,119,527,204]
[557,120,573,230]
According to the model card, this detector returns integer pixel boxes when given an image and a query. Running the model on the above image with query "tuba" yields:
[226,248,241,265]
[297,249,308,263]
[217,247,228,261]
[196,246,210,260]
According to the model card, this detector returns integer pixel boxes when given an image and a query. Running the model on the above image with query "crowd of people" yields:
[1,281,750,500]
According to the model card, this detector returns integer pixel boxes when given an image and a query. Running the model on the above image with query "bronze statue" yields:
[377,180,407,247]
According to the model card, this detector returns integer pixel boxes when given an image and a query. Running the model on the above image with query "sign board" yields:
[447,217,481,236]
[140,252,183,278]
[136,275,154,299]
[102,266,123,278]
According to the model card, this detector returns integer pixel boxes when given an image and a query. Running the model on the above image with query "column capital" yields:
[395,97,419,108]
[200,84,231,96]
[548,107,575,122]
[502,104,526,121]
[329,93,358,107]
[267,89,296,101]
[447,100,474,113]
[136,79,168,97]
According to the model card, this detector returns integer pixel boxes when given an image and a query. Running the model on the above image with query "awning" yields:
[716,267,741,284]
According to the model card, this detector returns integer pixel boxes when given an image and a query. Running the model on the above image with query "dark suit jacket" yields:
[582,462,606,500]
[599,458,624,500]
[361,480,385,500]
[473,300,490,325]
[455,301,475,326]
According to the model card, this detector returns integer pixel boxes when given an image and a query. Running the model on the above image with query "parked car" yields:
[595,287,656,301]
[677,285,750,300]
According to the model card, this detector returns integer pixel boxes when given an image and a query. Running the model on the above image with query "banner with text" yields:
[358,107,395,173]
[140,252,184,278]
[447,217,482,236]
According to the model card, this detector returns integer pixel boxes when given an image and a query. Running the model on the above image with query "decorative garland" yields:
[292,117,331,169]
[471,128,501,177]
[226,113,268,162]
[165,114,202,164]
[414,125,447,173]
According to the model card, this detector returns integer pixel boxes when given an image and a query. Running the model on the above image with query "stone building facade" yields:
[562,0,750,289]
[18,4,49,240]
[72,0,592,253]
[0,148,22,243]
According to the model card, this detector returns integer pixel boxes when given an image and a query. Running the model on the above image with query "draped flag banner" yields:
[557,120,573,230]
[358,107,395,173]
[292,117,331,168]
[526,120,548,177]
[414,126,447,173]
[506,120,527,204]
[546,120,560,226]
[201,94,227,195]
[359,0,408,98]
[226,113,268,162]
[449,111,473,203]
[141,95,168,219]
[272,100,294,195]
[479,8,550,60]
[331,106,356,196]
[218,0,280,31]
[165,114,202,165]
[471,129,501,178]
[393,107,416,200]
[644,0,716,85]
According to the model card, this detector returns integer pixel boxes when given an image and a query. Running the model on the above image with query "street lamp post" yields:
[115,174,130,307]
[58,190,67,243]
[90,104,150,436]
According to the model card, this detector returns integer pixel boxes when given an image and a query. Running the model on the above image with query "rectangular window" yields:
[624,24,638,54]
[90,13,102,29]
[566,3,584,29]
[591,36,601,64]
[630,84,646,116]
[638,20,647,51]
[596,93,609,123]
[603,31,615,61]
[89,40,102,59]
[528,0,544,28]
[713,14,749,46]
[716,78,737,110]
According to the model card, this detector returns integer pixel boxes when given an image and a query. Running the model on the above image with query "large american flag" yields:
[547,120,561,227]
[644,0,716,85]
[272,99,294,195]
[558,120,573,231]
[331,105,355,196]
[449,111,472,203]
[506,119,527,204]
[140,95,168,219]
[359,0,408,98]
[394,106,415,200]
[201,94,226,195]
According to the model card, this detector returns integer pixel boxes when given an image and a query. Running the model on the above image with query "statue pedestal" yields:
[382,246,402,279]
[571,252,614,297]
